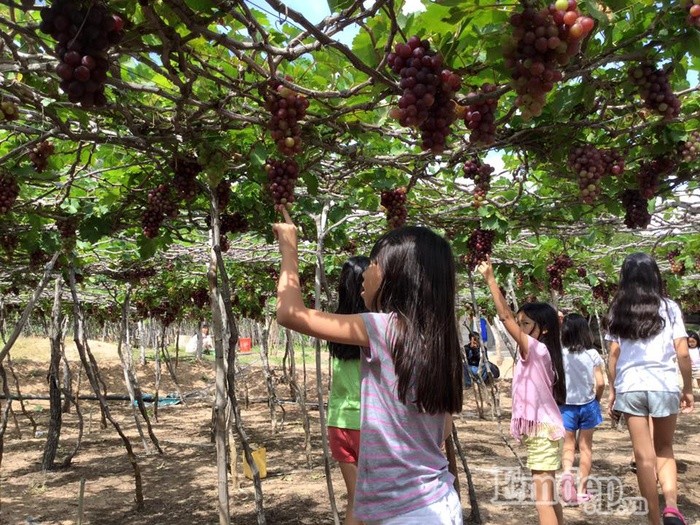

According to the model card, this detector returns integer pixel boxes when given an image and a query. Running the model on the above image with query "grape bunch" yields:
[220,234,231,253]
[191,287,209,309]
[504,1,595,120]
[515,272,525,288]
[567,145,607,203]
[39,0,125,108]
[386,36,462,153]
[29,248,49,269]
[464,84,499,145]
[220,212,248,235]
[172,155,201,202]
[601,148,625,176]
[263,78,309,157]
[0,232,18,255]
[28,141,55,172]
[462,157,494,208]
[0,172,20,214]
[666,249,686,276]
[0,100,19,121]
[265,158,299,211]
[628,64,681,120]
[620,189,651,229]
[636,156,675,199]
[576,266,587,278]
[546,254,573,294]
[680,130,699,163]
[685,0,700,28]
[141,184,177,238]
[592,282,614,303]
[216,179,232,210]
[464,228,496,270]
[380,187,408,229]
[56,216,79,249]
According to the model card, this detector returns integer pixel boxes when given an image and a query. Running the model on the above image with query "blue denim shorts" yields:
[614,391,680,418]
[559,399,603,431]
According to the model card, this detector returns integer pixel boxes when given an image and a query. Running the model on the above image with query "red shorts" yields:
[328,426,360,464]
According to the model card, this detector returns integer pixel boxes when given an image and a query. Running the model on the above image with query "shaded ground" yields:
[1,338,699,524]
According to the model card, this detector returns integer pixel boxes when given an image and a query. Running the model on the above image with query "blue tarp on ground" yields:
[132,394,182,407]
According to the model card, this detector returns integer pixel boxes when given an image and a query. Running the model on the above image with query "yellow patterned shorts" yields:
[523,436,563,471]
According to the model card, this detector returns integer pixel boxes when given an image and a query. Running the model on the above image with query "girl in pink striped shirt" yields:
[273,210,463,524]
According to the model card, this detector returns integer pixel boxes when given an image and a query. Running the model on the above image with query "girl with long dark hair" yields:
[478,258,566,525]
[605,252,694,525]
[274,209,463,524]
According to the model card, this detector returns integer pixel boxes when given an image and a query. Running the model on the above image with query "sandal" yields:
[559,471,576,505]
[662,506,687,525]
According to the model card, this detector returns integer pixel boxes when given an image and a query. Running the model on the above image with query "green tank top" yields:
[326,357,361,430]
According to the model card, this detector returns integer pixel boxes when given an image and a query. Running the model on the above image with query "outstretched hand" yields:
[272,207,297,251]
[476,257,494,280]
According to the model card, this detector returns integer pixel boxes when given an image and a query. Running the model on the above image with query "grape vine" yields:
[463,84,499,145]
[464,228,495,270]
[462,157,494,208]
[628,64,681,119]
[620,188,651,229]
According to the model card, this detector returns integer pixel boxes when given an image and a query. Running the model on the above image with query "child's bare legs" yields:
[532,471,564,525]
[577,429,594,495]
[338,462,362,525]
[626,415,660,525]
[652,415,679,516]
[561,431,576,472]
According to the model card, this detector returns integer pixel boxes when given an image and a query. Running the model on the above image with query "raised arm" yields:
[273,209,369,347]
[476,258,530,360]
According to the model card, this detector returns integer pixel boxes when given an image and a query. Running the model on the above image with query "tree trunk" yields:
[42,277,64,470]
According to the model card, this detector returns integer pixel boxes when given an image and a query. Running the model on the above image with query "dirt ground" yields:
[1,338,699,525]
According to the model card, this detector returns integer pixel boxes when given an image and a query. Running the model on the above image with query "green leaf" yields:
[327,0,352,12]
[302,171,319,196]
[583,0,609,25]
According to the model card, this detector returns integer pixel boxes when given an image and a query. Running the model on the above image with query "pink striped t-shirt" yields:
[510,335,565,442]
[353,312,455,521]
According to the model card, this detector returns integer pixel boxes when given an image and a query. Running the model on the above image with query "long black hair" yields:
[561,313,595,353]
[369,226,463,414]
[328,256,370,360]
[605,252,666,340]
[518,302,567,406]
[688,331,699,347]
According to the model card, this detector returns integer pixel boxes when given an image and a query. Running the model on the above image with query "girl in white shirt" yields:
[605,253,694,525]
[688,331,700,389]
[558,313,605,505]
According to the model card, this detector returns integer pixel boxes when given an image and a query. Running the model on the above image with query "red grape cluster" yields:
[191,287,209,309]
[220,235,230,253]
[0,232,18,255]
[567,145,607,203]
[464,84,499,145]
[0,172,20,214]
[685,0,700,28]
[462,157,494,208]
[39,0,125,108]
[601,148,625,176]
[386,36,462,153]
[504,1,594,120]
[56,216,79,248]
[28,141,55,172]
[0,101,19,121]
[576,266,587,278]
[680,130,699,163]
[515,272,525,288]
[636,156,674,199]
[221,212,249,236]
[628,64,680,120]
[265,158,299,211]
[380,187,408,229]
[141,184,177,238]
[464,228,496,270]
[667,249,686,276]
[172,155,201,202]
[264,78,309,156]
[547,254,573,294]
[620,189,651,229]
[29,248,49,269]
[216,179,231,209]
[592,282,615,303]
